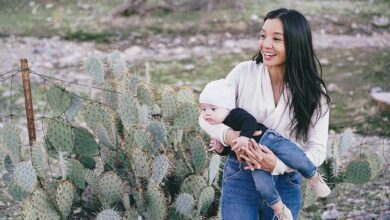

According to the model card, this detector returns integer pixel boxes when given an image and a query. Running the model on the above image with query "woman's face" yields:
[258,18,286,69]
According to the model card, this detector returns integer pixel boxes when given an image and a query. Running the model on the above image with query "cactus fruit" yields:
[175,193,195,218]
[55,180,75,219]
[98,172,125,205]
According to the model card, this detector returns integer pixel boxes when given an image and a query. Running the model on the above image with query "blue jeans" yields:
[252,129,316,206]
[221,155,302,220]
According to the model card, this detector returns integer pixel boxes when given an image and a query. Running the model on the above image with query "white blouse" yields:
[199,61,329,175]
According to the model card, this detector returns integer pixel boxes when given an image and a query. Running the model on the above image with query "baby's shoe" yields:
[308,172,331,198]
[274,205,293,220]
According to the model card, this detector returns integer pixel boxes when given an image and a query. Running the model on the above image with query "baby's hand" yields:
[232,136,250,151]
[208,138,224,154]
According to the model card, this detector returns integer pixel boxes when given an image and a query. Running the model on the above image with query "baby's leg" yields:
[260,129,330,197]
[259,130,316,178]
[252,170,293,219]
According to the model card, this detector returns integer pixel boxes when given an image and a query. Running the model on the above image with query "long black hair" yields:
[253,8,330,141]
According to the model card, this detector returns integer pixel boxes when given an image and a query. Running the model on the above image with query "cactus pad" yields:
[55,180,75,219]
[177,88,194,104]
[14,161,37,193]
[96,209,121,220]
[145,186,167,220]
[132,147,151,178]
[161,88,177,119]
[181,175,207,199]
[188,136,207,174]
[31,143,46,178]
[67,159,86,189]
[147,121,166,154]
[47,84,72,116]
[118,95,139,129]
[84,56,105,86]
[1,125,22,163]
[198,186,215,215]
[73,127,100,157]
[345,160,371,184]
[137,84,154,107]
[98,172,125,205]
[150,155,170,185]
[174,102,198,130]
[46,119,74,154]
[208,154,221,185]
[175,193,194,218]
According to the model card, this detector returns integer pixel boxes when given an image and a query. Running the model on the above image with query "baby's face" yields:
[200,103,230,125]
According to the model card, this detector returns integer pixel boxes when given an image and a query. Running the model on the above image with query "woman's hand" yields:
[240,139,277,172]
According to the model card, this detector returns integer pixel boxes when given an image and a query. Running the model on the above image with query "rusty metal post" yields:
[20,59,36,146]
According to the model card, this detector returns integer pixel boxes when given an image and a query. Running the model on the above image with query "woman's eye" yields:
[259,34,266,39]
[212,108,216,111]
[274,38,282,41]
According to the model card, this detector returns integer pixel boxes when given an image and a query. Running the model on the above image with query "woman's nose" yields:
[263,38,273,48]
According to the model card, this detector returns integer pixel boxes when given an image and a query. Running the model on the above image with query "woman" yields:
[199,8,330,220]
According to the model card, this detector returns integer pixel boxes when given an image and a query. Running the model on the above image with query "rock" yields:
[328,83,343,93]
[373,15,389,28]
[321,204,340,220]
[320,58,330,65]
[371,91,390,110]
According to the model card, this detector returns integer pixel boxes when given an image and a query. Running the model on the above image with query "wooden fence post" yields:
[20,59,36,146]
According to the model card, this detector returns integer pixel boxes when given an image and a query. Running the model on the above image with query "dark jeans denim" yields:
[252,129,316,206]
[221,155,302,220]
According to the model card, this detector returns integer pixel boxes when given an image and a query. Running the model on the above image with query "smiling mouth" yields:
[263,52,276,58]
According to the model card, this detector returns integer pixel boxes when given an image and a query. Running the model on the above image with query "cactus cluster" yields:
[0,52,221,219]
[302,129,386,209]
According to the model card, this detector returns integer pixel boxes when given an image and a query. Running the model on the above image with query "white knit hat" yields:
[199,79,235,110]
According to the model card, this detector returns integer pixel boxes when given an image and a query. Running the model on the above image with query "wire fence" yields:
[0,67,389,218]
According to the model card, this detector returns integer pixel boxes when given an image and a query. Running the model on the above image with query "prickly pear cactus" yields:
[0,53,221,219]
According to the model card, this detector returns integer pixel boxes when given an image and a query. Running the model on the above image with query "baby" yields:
[199,79,331,220]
